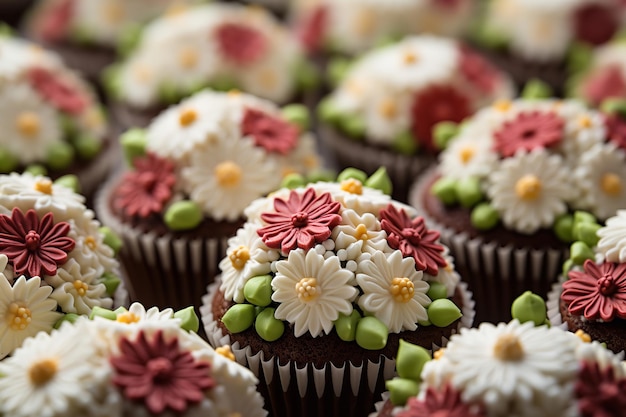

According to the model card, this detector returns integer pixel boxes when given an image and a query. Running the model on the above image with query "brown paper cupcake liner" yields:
[200,280,474,417]
[409,167,568,324]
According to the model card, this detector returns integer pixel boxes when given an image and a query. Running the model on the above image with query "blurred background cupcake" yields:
[201,171,474,416]
[410,96,626,323]
[318,36,514,201]
[96,89,321,312]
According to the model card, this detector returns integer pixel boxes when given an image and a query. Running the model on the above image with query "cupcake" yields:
[23,0,203,86]
[374,319,626,417]
[318,36,514,201]
[201,171,475,417]
[548,209,626,353]
[95,89,321,312]
[105,3,318,130]
[0,171,124,359]
[473,0,625,94]
[410,97,626,323]
[0,35,115,202]
[0,303,267,417]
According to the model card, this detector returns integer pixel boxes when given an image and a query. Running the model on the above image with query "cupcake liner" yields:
[200,280,474,417]
[318,123,436,202]
[95,173,229,312]
[409,167,569,324]
[546,280,568,330]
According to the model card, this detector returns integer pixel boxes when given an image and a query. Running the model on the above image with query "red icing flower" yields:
[493,111,564,157]
[605,113,626,150]
[562,260,626,322]
[111,330,215,414]
[0,208,74,278]
[114,153,176,219]
[215,23,267,65]
[258,188,341,253]
[37,0,74,42]
[298,5,328,54]
[398,384,485,417]
[581,65,626,107]
[380,204,446,276]
[410,85,471,152]
[241,107,299,155]
[26,67,88,115]
[575,361,626,417]
[459,45,499,94]
[574,4,618,46]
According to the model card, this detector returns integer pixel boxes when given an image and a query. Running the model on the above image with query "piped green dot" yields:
[433,121,459,150]
[281,104,310,132]
[511,291,546,326]
[427,299,462,327]
[306,169,336,183]
[174,306,200,333]
[339,114,366,139]
[391,130,418,155]
[455,177,483,208]
[0,148,18,173]
[318,98,343,125]
[396,339,431,380]
[417,319,431,326]
[117,23,143,56]
[574,211,596,225]
[386,378,421,406]
[570,241,594,265]
[521,79,553,100]
[295,59,319,91]
[52,175,80,193]
[53,313,80,329]
[255,307,284,342]
[99,226,122,255]
[567,42,593,74]
[46,143,75,170]
[327,57,352,86]
[562,258,575,277]
[73,135,102,160]
[554,214,574,243]
[281,173,306,189]
[471,203,499,230]
[100,272,121,296]
[244,275,273,307]
[334,309,361,342]
[355,316,388,350]
[337,167,368,184]
[573,222,601,248]
[431,177,458,206]
[25,164,47,176]
[601,98,626,118]
[164,200,203,231]
[89,306,117,321]
[365,167,393,196]
[426,282,448,301]
[120,128,147,166]
[222,304,255,334]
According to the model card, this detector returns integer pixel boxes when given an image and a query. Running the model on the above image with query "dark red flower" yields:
[380,204,446,275]
[574,4,618,46]
[605,113,626,150]
[562,260,626,322]
[258,188,341,253]
[576,361,626,417]
[398,384,485,417]
[111,330,215,414]
[410,85,471,152]
[26,67,88,115]
[36,0,74,42]
[0,208,74,278]
[113,153,176,218]
[459,45,499,94]
[493,111,564,157]
[241,107,299,155]
[215,23,267,65]
[581,65,626,107]
[297,5,328,54]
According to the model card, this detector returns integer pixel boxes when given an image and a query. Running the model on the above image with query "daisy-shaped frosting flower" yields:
[424,247,461,298]
[272,249,356,337]
[398,384,486,417]
[214,22,267,65]
[241,107,299,155]
[258,188,342,253]
[0,208,75,278]
[493,111,564,157]
[439,133,499,180]
[596,210,626,263]
[562,260,626,322]
[310,179,397,217]
[67,215,119,276]
[356,251,430,333]
[113,152,176,219]
[575,360,626,416]
[0,276,61,359]
[26,67,88,115]
[332,209,391,260]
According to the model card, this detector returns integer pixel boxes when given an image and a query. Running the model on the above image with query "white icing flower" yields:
[486,149,576,234]
[423,247,461,297]
[356,251,430,333]
[596,210,626,263]
[272,249,357,337]
[508,8,572,62]
[439,132,499,180]
[362,85,412,144]
[0,276,61,359]
[332,209,391,260]
[219,222,276,303]
[116,51,166,108]
[309,180,398,217]
[559,105,607,164]
[66,216,119,277]
[0,254,14,284]
[575,340,626,378]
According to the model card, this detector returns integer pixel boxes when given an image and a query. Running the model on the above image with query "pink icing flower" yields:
[459,45,499,94]
[36,0,74,42]
[380,204,446,275]
[241,108,299,155]
[574,4,618,46]
[576,361,626,417]
[0,208,74,278]
[562,260,626,322]
[298,5,327,54]
[215,23,267,65]
[581,65,626,107]
[258,188,341,253]
[111,330,215,414]
[493,111,564,157]
[410,85,471,152]
[113,153,176,218]
[26,67,88,115]
[605,113,626,150]
[398,384,485,417]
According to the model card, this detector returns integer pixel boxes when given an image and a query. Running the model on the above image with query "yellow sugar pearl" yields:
[493,333,524,361]
[354,10,375,35]
[72,280,89,297]
[578,115,592,129]
[601,172,622,196]
[403,51,418,65]
[515,175,542,201]
[7,302,32,331]
[16,112,41,138]
[179,48,199,69]
[85,236,97,250]
[378,99,398,119]
[493,100,511,112]
[104,3,123,23]
[354,224,369,241]
[459,146,475,164]
[133,65,152,83]
[179,108,198,127]
[258,69,277,89]
[229,245,250,271]
[28,358,58,386]
[215,161,242,188]
[116,311,140,324]
[340,179,363,195]
[575,329,591,343]
[389,277,414,303]
[433,348,445,360]
[296,277,319,302]
[34,179,53,195]
[216,345,236,361]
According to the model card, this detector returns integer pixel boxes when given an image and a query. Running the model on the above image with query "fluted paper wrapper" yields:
[95,174,228,312]
[318,124,436,202]
[201,280,474,417]
[547,280,569,330]
[409,168,568,324]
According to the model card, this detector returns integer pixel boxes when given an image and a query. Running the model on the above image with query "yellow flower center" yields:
[577,115,592,129]
[34,179,53,195]
[179,47,199,69]
[340,179,363,195]
[179,108,198,127]
[228,89,241,98]
[575,329,591,343]
[72,280,89,296]
[104,3,123,23]
[7,302,32,331]
[493,99,511,112]
[116,311,140,324]
[515,175,542,201]
[16,112,41,138]
[303,155,319,169]
[84,235,97,250]
[601,173,622,196]
[214,161,242,188]
[28,358,58,386]
[229,245,250,271]
[133,65,152,83]
[354,9,375,35]
[493,333,524,361]
[389,277,414,303]
[433,348,445,360]
[378,98,397,119]
[296,277,319,302]
[403,51,418,65]
[258,69,277,89]
[459,146,475,164]
[216,345,236,361]
[354,224,369,241]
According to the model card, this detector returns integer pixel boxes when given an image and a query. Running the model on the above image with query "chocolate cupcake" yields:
[95,89,321,312]
[201,174,475,417]
[317,36,514,201]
